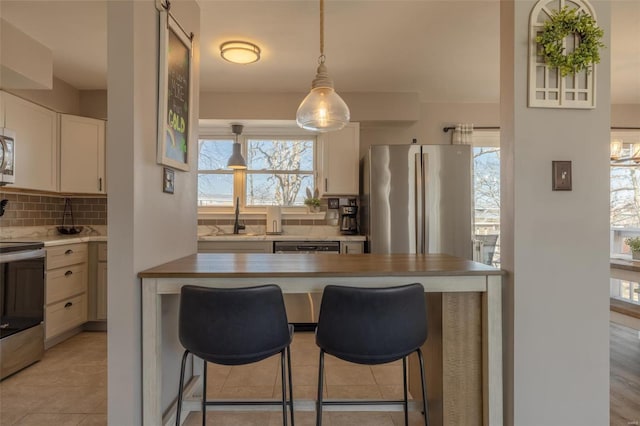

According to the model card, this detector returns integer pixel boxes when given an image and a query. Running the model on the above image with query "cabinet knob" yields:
[99,177,103,192]
[65,249,73,255]
[65,270,73,277]
[64,302,73,308]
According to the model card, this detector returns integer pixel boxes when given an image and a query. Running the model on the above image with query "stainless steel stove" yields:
[0,240,45,379]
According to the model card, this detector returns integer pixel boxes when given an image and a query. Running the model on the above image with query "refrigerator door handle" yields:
[415,153,424,254]
[422,153,429,254]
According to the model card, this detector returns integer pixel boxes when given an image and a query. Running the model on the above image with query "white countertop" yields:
[198,234,366,242]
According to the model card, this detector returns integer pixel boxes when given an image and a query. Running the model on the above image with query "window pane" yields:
[199,139,233,170]
[473,146,500,267]
[246,139,314,171]
[246,173,314,206]
[611,166,640,227]
[198,173,234,206]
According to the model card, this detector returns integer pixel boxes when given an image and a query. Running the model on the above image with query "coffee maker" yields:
[340,204,358,235]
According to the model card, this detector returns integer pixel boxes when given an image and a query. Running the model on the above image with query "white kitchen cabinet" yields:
[3,91,58,192]
[59,114,106,194]
[45,243,88,342]
[318,122,360,196]
[340,241,364,254]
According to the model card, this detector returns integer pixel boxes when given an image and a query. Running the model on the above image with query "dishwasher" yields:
[273,241,339,330]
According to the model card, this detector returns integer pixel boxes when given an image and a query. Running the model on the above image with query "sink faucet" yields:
[233,197,245,234]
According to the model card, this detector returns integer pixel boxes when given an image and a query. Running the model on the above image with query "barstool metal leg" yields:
[402,357,409,426]
[316,349,325,426]
[417,348,429,426]
[176,350,190,426]
[287,345,295,426]
[202,359,208,426]
[280,349,288,426]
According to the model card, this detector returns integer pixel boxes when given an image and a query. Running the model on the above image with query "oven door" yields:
[0,248,45,379]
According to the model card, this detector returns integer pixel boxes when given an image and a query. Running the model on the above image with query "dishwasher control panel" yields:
[273,241,340,254]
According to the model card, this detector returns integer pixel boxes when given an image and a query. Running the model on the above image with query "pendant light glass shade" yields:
[227,124,247,169]
[296,64,350,132]
[296,0,350,133]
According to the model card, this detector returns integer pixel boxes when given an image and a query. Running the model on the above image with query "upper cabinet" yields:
[3,91,58,192]
[318,122,360,197]
[59,114,106,194]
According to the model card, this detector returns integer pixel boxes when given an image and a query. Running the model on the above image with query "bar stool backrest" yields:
[179,284,291,365]
[316,283,427,365]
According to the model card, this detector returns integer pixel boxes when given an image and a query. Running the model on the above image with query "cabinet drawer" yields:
[46,264,87,304]
[98,243,107,262]
[45,293,87,339]
[47,244,88,270]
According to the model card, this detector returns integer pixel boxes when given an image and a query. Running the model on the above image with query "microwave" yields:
[0,128,15,186]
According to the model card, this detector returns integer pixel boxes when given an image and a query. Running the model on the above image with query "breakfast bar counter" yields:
[139,253,503,426]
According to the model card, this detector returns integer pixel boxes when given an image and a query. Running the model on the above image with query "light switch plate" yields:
[552,161,572,191]
[163,167,175,194]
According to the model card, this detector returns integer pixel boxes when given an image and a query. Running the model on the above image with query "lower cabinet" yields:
[45,243,88,342]
[340,241,364,254]
[89,242,108,321]
[198,241,273,253]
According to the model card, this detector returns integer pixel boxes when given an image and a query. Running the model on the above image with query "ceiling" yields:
[1,0,638,104]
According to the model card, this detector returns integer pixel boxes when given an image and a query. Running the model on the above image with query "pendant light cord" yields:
[319,0,325,64]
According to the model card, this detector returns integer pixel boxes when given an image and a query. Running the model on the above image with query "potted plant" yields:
[304,187,321,213]
[625,237,640,260]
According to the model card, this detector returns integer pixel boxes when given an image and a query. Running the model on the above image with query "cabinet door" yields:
[59,114,106,194]
[198,241,273,253]
[4,92,58,191]
[319,122,360,196]
[340,241,364,254]
[96,262,107,320]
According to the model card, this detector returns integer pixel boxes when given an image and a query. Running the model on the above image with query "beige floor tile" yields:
[371,363,404,386]
[213,385,276,399]
[325,364,376,386]
[77,414,107,425]
[268,410,320,426]
[12,413,86,426]
[378,385,406,400]
[223,358,279,388]
[328,411,396,426]
[389,410,428,426]
[205,363,232,397]
[325,385,382,399]
[0,410,28,426]
[184,410,276,426]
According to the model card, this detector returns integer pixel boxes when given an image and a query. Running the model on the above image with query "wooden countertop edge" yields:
[138,253,503,278]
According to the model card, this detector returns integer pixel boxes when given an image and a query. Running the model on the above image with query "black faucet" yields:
[233,197,245,234]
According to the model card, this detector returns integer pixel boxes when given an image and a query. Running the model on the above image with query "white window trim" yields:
[198,127,322,218]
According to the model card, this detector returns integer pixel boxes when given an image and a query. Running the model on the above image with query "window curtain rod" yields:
[442,126,640,133]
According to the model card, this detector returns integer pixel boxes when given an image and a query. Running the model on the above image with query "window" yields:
[473,131,500,267]
[610,130,640,255]
[197,133,316,209]
[245,138,314,206]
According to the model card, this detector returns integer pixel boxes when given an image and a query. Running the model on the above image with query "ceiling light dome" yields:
[220,41,261,64]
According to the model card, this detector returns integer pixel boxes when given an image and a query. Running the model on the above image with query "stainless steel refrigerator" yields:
[361,144,473,258]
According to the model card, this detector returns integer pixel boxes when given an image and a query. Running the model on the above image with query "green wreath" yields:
[535,7,604,77]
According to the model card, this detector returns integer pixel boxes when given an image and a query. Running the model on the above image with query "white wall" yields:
[501,1,610,425]
[107,1,199,424]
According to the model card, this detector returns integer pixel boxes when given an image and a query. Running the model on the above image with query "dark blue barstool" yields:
[315,283,429,426]
[176,284,294,426]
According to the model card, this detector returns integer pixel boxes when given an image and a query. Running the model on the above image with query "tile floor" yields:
[0,331,425,426]
[0,332,107,426]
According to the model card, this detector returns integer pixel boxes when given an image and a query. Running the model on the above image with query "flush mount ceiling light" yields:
[296,0,350,133]
[220,41,261,64]
[227,124,247,169]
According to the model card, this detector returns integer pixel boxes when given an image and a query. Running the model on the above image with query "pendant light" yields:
[227,124,247,169]
[296,0,350,133]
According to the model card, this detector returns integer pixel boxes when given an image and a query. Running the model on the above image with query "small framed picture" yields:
[163,167,175,194]
[552,161,572,191]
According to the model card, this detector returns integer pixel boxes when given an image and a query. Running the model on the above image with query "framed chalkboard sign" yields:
[157,10,193,171]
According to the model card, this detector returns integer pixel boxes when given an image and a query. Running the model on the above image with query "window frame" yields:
[197,129,318,216]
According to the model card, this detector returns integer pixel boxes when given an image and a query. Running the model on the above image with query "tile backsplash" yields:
[0,191,107,227]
